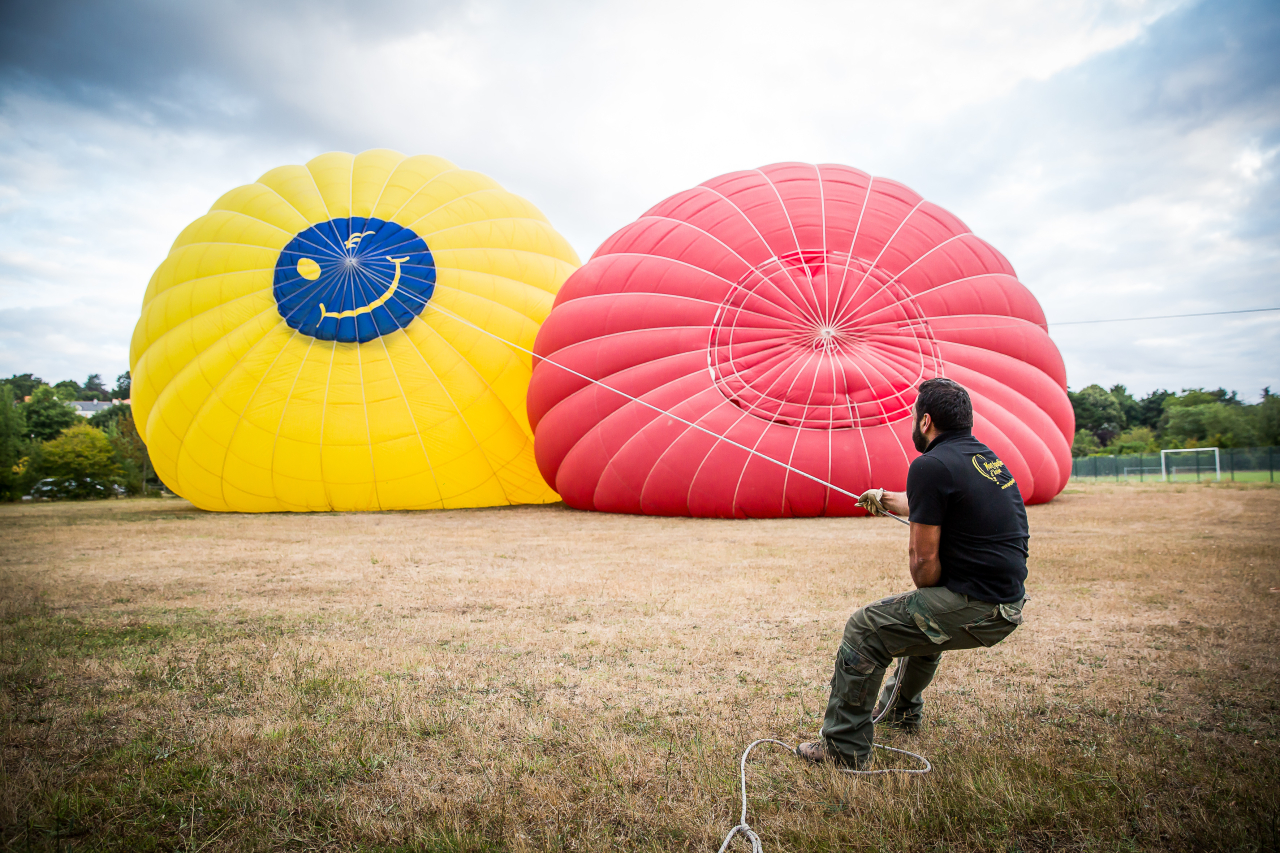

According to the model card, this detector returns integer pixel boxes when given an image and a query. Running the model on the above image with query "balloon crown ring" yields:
[272,217,436,344]
[707,249,942,430]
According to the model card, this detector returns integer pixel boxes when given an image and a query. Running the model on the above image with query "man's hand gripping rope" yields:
[857,488,909,525]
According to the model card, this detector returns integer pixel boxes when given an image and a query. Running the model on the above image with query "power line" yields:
[1051,306,1280,326]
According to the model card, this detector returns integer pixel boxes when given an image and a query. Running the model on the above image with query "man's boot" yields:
[795,739,867,770]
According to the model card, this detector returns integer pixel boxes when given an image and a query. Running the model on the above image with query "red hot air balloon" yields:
[528,163,1074,517]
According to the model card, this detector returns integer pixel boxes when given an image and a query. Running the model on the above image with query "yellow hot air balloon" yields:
[129,150,580,511]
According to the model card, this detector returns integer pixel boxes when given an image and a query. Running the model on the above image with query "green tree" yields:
[1106,386,1173,431]
[1133,389,1174,430]
[1165,403,1258,448]
[1109,385,1142,430]
[1071,429,1101,457]
[22,386,80,441]
[104,411,153,495]
[112,371,131,400]
[83,373,109,401]
[1069,384,1126,445]
[0,385,30,500]
[1255,388,1280,446]
[2,373,45,400]
[41,424,123,498]
[53,379,83,400]
[1166,388,1242,409]
[1107,426,1158,455]
[88,402,131,430]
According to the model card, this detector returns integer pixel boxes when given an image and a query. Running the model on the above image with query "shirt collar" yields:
[924,428,972,453]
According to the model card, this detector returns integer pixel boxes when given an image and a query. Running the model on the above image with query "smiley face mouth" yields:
[312,255,411,319]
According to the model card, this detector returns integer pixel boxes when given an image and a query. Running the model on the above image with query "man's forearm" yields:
[880,490,909,516]
[908,521,943,587]
[910,554,942,588]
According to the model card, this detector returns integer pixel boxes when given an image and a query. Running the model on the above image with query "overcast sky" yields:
[1,0,1276,399]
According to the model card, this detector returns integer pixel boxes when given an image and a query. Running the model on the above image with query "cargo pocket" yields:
[833,646,879,708]
[962,606,1020,647]
[997,602,1025,625]
[906,593,952,645]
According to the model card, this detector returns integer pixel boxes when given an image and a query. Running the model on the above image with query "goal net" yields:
[1160,447,1220,481]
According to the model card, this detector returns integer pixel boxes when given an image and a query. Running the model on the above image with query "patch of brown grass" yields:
[1,481,1277,851]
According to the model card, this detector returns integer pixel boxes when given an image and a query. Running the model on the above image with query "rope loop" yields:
[718,662,929,851]
[717,738,930,851]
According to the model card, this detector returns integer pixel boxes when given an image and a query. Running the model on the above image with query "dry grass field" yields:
[2,481,1278,852]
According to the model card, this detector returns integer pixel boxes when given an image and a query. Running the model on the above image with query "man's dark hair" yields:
[915,378,973,431]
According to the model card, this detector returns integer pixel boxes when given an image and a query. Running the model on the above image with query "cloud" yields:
[0,301,132,385]
[0,0,1276,399]
[926,0,1280,395]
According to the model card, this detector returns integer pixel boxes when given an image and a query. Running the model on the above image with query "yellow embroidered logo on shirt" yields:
[973,454,1017,489]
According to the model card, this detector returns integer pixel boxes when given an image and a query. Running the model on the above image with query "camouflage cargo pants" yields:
[821,585,1026,766]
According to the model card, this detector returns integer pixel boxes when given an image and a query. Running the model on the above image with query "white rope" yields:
[717,660,931,852]
[717,741,932,852]
[424,301,927,850]
[426,301,909,524]
[717,739,793,853]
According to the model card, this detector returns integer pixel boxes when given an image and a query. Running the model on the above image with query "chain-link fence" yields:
[1070,447,1277,482]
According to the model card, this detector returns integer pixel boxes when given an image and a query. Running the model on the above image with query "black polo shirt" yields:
[905,429,1028,603]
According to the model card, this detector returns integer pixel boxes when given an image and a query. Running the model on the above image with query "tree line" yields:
[1068,385,1280,457]
[5,370,1279,499]
[4,371,131,404]
[0,371,157,500]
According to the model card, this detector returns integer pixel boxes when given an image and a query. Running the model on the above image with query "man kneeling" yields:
[798,378,1030,769]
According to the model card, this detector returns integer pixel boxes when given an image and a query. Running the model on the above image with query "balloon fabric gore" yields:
[130,149,580,512]
[528,163,1075,517]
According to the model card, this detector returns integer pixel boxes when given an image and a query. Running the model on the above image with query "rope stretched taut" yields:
[424,303,928,850]
[427,302,912,521]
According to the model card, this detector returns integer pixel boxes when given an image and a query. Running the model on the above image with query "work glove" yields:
[856,488,887,517]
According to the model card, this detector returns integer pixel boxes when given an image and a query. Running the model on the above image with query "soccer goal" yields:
[1160,447,1220,482]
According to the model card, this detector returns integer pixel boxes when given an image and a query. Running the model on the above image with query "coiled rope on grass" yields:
[716,661,932,853]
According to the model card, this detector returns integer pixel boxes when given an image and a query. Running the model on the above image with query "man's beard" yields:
[911,418,929,453]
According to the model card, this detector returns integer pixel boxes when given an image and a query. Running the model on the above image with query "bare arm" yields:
[864,488,940,586]
[909,523,942,588]
[879,490,909,517]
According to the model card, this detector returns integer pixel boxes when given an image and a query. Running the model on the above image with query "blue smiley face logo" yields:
[272,217,435,343]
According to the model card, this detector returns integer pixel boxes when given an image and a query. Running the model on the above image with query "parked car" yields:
[28,478,60,500]
[27,477,123,500]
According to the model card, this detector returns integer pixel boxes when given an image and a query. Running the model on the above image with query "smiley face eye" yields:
[297,257,321,280]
